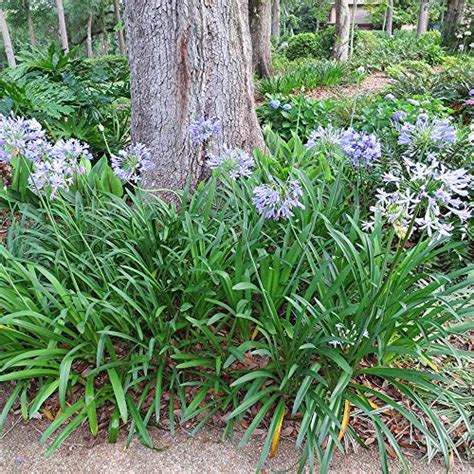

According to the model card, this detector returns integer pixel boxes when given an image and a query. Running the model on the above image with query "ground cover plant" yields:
[0,95,472,471]
[0,3,473,473]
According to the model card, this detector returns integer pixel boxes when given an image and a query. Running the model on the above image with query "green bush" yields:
[352,31,444,71]
[286,33,322,61]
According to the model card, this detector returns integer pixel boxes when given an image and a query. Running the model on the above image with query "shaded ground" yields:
[306,73,393,100]
[1,384,471,474]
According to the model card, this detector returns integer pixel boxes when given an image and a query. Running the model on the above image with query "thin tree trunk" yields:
[26,1,36,47]
[102,23,109,55]
[249,0,273,78]
[113,0,126,56]
[385,0,394,35]
[382,8,387,31]
[87,13,93,58]
[0,7,15,68]
[349,0,358,58]
[271,0,280,40]
[417,0,430,34]
[55,0,69,52]
[443,0,466,45]
[332,0,350,61]
[125,0,264,192]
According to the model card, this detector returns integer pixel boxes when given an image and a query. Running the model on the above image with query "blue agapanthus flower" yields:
[253,178,305,220]
[111,143,153,183]
[398,114,456,148]
[393,110,408,122]
[339,128,381,168]
[207,147,255,180]
[189,117,221,143]
[0,114,45,163]
[306,124,343,151]
[269,99,281,109]
[282,103,292,111]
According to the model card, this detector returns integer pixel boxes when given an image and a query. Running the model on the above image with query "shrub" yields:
[352,31,444,71]
[286,33,322,61]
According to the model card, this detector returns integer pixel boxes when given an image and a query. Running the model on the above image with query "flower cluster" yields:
[253,178,305,220]
[189,117,221,143]
[306,125,381,168]
[0,115,45,163]
[269,99,292,111]
[329,322,369,348]
[398,114,456,149]
[339,128,381,168]
[29,139,92,198]
[306,124,343,151]
[363,158,471,240]
[207,147,255,180]
[111,143,153,183]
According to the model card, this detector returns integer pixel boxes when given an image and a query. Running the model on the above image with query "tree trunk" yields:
[125,0,264,192]
[113,0,126,56]
[55,0,69,52]
[271,0,280,40]
[0,7,15,68]
[249,0,273,78]
[102,23,109,55]
[385,0,394,36]
[443,0,466,45]
[87,13,93,58]
[332,0,350,61]
[349,0,358,58]
[417,0,430,34]
[26,1,36,47]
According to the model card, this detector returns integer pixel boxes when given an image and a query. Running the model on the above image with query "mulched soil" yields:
[306,73,393,100]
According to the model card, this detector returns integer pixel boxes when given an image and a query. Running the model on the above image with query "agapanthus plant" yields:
[111,143,152,183]
[28,138,93,198]
[306,123,343,152]
[306,124,381,168]
[397,113,456,150]
[363,158,471,240]
[189,117,221,143]
[253,177,305,220]
[207,147,255,180]
[0,115,45,163]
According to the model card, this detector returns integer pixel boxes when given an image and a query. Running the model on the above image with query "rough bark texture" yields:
[27,2,36,47]
[332,0,350,61]
[87,13,93,58]
[125,0,264,191]
[55,0,69,52]
[249,0,273,78]
[0,7,15,68]
[443,0,466,45]
[417,0,430,34]
[271,0,280,40]
[385,0,394,36]
[114,0,126,56]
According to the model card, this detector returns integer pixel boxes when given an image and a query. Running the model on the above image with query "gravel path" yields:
[1,384,471,473]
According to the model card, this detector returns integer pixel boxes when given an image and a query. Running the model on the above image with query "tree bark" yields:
[87,13,93,58]
[417,0,430,34]
[102,23,109,55]
[249,0,273,78]
[0,7,15,68]
[125,0,264,192]
[443,0,466,45]
[385,0,394,36]
[332,0,350,61]
[349,0,358,58]
[26,0,36,47]
[55,0,69,52]
[113,0,126,56]
[271,0,280,40]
